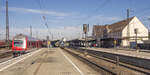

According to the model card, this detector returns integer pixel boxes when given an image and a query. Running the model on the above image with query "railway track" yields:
[80,47,150,53]
[63,47,150,75]
[0,51,12,59]
[0,48,40,63]
[0,50,13,63]
[62,48,117,75]
[0,48,43,72]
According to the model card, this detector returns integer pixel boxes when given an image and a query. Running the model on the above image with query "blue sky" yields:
[0,0,150,40]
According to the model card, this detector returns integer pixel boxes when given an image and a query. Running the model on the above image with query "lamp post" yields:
[83,24,89,56]
[148,18,150,39]
[83,24,89,48]
[134,28,139,52]
[148,18,150,33]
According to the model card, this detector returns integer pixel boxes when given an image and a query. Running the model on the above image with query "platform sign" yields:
[48,41,51,45]
[83,24,89,34]
[114,40,117,45]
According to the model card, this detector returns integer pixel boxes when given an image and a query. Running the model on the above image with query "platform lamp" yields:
[83,24,89,56]
[148,18,150,39]
[134,28,139,52]
[83,24,89,48]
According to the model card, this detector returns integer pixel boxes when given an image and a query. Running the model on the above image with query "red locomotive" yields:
[12,34,42,56]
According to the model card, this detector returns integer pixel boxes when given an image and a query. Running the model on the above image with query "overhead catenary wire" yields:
[127,0,150,20]
[35,0,111,40]
[42,16,52,38]
[135,7,150,15]
[75,0,111,37]
[133,7,150,29]
[35,0,53,40]
[75,0,111,27]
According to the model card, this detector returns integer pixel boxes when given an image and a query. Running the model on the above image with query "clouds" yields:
[0,7,123,40]
[7,7,122,26]
[85,15,122,25]
[0,26,83,40]
[144,16,150,19]
[9,7,70,17]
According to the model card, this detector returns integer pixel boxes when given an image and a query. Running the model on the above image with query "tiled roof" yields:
[92,25,106,37]
[108,16,135,33]
[92,16,135,37]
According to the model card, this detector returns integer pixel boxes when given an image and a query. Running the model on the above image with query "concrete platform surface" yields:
[83,47,150,60]
[0,48,99,75]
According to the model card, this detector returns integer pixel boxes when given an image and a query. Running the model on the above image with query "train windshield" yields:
[14,40,23,47]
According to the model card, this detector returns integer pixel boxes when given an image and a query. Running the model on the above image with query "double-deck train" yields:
[12,34,42,56]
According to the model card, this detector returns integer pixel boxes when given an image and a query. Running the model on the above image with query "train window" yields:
[14,40,23,47]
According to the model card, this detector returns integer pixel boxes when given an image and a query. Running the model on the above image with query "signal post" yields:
[83,24,89,56]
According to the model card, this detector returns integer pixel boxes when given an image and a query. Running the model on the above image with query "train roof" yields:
[13,34,39,41]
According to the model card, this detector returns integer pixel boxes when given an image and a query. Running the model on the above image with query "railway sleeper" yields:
[65,48,149,75]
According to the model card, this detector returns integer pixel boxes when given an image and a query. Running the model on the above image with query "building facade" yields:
[92,16,148,47]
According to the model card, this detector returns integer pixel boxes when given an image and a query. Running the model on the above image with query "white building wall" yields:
[122,17,148,46]
[108,32,122,39]
[129,17,148,38]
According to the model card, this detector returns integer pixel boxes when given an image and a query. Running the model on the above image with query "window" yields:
[14,40,23,47]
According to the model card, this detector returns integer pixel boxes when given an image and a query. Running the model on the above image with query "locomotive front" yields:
[12,34,27,56]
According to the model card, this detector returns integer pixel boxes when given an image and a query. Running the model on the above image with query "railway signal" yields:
[83,24,89,56]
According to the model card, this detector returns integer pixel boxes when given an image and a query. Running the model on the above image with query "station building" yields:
[92,16,148,47]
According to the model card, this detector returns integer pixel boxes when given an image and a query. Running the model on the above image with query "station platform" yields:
[0,48,99,75]
[81,47,150,60]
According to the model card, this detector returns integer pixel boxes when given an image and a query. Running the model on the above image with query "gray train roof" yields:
[13,34,38,41]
